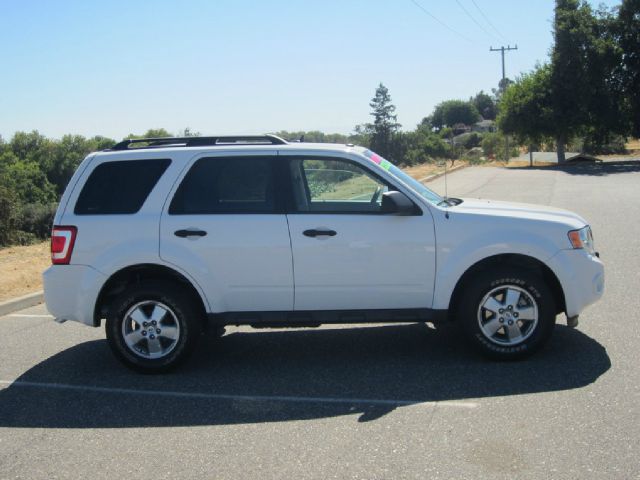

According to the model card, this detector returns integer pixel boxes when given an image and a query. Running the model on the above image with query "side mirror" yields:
[381,191,418,216]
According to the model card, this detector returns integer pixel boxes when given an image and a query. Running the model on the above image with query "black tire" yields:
[106,281,203,373]
[456,268,556,360]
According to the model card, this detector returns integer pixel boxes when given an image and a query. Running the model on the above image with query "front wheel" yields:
[457,268,556,360]
[106,282,202,373]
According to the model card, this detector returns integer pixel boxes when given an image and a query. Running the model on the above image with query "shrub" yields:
[454,132,482,149]
[464,147,485,164]
[0,185,17,247]
[582,135,627,155]
[481,132,519,160]
[15,203,58,240]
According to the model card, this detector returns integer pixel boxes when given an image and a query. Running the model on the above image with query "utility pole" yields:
[490,45,518,163]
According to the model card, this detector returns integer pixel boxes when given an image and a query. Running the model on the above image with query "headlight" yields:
[568,226,596,255]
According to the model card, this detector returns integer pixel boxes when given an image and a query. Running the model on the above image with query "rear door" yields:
[160,152,293,313]
[283,153,436,311]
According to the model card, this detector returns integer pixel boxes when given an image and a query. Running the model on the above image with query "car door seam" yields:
[285,213,296,310]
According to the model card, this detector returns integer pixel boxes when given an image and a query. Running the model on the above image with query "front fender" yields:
[432,228,558,310]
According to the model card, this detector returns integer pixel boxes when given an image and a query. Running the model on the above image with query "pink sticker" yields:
[370,153,382,164]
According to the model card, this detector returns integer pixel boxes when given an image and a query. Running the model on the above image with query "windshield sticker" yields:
[369,153,382,164]
[364,149,392,169]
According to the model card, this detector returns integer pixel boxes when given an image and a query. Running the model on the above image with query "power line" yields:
[409,0,473,44]
[454,0,500,42]
[470,0,509,43]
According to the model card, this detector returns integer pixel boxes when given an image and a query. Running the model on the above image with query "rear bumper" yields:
[43,264,107,327]
[547,249,604,318]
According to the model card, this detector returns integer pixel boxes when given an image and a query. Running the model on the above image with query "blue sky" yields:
[0,0,621,140]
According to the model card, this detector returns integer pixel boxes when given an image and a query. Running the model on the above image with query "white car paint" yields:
[426,197,595,312]
[43,141,604,329]
[287,213,436,310]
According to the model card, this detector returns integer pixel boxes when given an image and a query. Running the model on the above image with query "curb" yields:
[0,291,44,317]
[419,163,468,184]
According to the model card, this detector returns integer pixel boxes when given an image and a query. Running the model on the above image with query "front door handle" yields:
[303,229,337,238]
[174,229,207,238]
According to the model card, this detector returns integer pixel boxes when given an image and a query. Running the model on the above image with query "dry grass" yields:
[404,160,467,180]
[626,138,640,151]
[0,242,50,302]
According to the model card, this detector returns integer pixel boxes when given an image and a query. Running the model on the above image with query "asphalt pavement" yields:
[1,161,639,479]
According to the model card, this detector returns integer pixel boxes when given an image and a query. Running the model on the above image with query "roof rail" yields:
[109,134,288,151]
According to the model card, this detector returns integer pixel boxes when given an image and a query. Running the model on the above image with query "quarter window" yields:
[74,159,170,215]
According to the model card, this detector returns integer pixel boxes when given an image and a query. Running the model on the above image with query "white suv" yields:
[43,135,604,372]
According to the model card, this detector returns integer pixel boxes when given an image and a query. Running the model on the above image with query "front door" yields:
[283,154,436,311]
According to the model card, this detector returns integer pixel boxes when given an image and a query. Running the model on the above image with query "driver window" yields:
[291,158,389,213]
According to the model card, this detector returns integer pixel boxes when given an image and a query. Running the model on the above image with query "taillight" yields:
[51,226,77,265]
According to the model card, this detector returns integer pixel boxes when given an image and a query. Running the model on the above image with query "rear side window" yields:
[169,156,277,214]
[74,159,170,215]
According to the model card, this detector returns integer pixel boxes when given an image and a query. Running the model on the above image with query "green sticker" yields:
[380,160,392,171]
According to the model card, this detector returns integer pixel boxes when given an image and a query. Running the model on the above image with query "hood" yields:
[451,198,588,229]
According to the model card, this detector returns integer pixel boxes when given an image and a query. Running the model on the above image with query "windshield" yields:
[361,150,443,206]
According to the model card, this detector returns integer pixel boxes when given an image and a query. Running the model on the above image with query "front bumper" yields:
[547,249,604,318]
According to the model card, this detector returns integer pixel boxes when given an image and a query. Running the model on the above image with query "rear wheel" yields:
[457,268,556,360]
[106,282,202,373]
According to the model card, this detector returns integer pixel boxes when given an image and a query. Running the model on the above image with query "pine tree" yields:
[366,83,401,159]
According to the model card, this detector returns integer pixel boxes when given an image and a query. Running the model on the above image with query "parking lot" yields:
[1,161,639,479]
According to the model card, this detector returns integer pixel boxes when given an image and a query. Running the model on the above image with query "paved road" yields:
[1,162,639,479]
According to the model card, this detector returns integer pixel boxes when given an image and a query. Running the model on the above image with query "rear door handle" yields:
[303,229,337,238]
[174,229,207,238]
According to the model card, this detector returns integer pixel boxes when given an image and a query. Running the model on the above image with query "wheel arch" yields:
[93,263,208,327]
[448,253,566,320]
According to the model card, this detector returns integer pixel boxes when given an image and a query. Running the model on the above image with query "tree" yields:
[46,135,95,194]
[0,183,17,246]
[617,0,640,137]
[481,132,519,160]
[274,130,352,144]
[9,130,47,160]
[547,0,627,161]
[471,91,497,120]
[490,78,514,103]
[178,127,200,137]
[500,1,627,162]
[430,100,480,131]
[126,128,172,139]
[549,0,588,161]
[365,83,401,159]
[403,125,450,164]
[0,159,57,205]
[580,5,627,151]
[498,64,556,146]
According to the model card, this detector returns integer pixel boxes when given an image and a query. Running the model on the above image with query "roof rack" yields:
[109,134,288,151]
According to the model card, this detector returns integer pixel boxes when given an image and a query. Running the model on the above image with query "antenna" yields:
[445,131,455,200]
[444,158,448,200]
